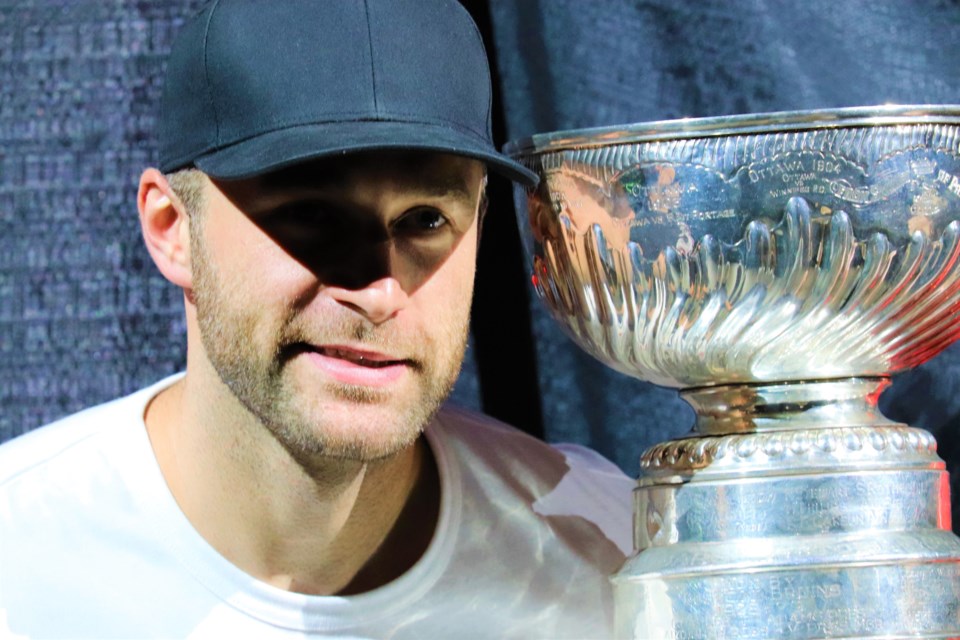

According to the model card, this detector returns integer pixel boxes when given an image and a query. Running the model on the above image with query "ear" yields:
[137,168,196,290]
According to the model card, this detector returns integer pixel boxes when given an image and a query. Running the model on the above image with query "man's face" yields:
[188,152,485,463]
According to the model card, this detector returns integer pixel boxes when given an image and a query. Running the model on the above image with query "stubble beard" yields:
[189,223,468,465]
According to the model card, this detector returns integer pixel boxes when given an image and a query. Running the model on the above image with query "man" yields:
[0,1,633,637]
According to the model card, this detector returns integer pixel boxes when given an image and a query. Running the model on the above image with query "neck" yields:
[144,365,439,595]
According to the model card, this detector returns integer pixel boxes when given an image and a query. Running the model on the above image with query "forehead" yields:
[255,151,485,199]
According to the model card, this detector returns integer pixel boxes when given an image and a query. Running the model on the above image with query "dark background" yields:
[2,0,959,531]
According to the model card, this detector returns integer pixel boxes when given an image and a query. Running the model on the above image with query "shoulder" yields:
[429,404,635,555]
[422,405,633,637]
[0,399,124,488]
[430,404,630,486]
[0,377,174,491]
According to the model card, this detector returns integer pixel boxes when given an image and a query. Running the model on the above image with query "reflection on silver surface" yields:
[508,106,960,639]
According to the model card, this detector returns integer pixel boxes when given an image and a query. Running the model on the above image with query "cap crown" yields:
[159,0,494,174]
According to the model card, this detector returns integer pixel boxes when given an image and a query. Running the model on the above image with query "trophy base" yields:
[614,530,960,639]
[614,378,960,639]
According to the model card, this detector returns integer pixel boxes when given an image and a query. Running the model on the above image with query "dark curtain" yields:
[2,0,959,530]
[487,0,960,529]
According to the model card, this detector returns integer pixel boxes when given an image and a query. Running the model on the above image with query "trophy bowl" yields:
[506,106,960,639]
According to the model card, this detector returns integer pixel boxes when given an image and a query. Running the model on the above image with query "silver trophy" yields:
[506,106,960,639]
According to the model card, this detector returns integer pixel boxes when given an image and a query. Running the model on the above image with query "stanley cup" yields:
[505,106,960,639]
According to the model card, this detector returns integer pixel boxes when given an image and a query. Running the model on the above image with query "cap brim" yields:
[191,120,538,186]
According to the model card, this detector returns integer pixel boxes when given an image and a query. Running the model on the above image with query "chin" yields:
[271,399,431,463]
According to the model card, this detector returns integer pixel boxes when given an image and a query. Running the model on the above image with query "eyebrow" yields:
[416,174,474,201]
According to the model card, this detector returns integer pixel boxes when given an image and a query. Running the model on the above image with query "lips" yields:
[317,346,405,368]
[302,344,412,386]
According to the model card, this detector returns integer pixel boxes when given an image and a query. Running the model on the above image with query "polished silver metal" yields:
[507,106,960,639]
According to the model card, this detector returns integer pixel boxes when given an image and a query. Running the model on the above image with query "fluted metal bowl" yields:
[506,105,960,389]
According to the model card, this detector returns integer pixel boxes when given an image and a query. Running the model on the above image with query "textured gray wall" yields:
[1,2,197,439]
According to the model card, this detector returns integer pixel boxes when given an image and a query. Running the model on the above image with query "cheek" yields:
[416,229,478,324]
[452,223,480,292]
[206,215,317,302]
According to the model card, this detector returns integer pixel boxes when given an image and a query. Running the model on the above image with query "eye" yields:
[393,207,449,235]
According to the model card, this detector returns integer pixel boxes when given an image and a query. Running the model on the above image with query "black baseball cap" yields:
[157,0,537,186]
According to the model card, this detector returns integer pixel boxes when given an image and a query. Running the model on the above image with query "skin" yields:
[137,152,486,595]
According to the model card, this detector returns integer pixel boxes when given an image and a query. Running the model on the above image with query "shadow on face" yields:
[211,151,486,295]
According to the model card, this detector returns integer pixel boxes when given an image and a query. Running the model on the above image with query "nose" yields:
[326,276,409,325]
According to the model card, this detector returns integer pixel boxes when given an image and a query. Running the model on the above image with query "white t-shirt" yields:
[0,376,633,639]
